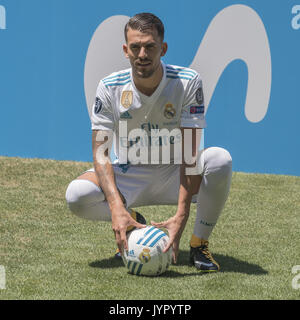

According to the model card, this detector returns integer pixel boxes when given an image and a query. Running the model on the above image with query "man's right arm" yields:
[92,130,124,209]
[92,130,145,253]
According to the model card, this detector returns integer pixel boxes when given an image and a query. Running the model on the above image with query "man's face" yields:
[123,27,167,79]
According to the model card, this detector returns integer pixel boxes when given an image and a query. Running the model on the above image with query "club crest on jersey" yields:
[139,248,151,264]
[164,103,176,119]
[195,87,204,105]
[94,97,102,114]
[121,91,133,109]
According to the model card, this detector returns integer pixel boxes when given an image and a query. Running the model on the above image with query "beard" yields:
[134,67,155,79]
[132,59,159,79]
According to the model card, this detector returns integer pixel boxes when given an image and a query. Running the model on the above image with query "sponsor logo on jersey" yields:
[120,111,132,119]
[139,248,151,264]
[94,97,102,114]
[190,105,204,114]
[121,90,133,109]
[164,103,176,119]
[195,87,204,105]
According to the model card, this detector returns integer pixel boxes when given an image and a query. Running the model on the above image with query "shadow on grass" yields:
[89,250,268,277]
[176,250,268,275]
[89,257,124,269]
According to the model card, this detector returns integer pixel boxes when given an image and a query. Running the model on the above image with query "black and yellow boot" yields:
[190,235,220,272]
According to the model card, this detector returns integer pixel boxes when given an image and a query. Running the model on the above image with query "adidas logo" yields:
[120,111,132,119]
[128,249,135,257]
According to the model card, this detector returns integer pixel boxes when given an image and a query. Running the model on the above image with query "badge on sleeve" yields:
[195,87,204,105]
[94,97,102,114]
[190,105,204,114]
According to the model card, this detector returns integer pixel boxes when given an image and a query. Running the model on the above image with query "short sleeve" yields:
[180,74,207,128]
[90,81,115,131]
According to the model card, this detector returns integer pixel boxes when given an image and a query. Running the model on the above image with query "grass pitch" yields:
[0,156,299,300]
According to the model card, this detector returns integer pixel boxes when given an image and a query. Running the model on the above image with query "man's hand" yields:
[111,206,146,255]
[151,213,188,264]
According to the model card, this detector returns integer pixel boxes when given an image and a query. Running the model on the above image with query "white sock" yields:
[192,147,232,243]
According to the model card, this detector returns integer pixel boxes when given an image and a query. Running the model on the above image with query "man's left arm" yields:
[152,127,202,263]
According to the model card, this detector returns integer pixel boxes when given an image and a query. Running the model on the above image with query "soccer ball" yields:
[122,226,172,276]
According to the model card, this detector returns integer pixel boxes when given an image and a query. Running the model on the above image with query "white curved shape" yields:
[190,4,272,123]
[84,15,130,116]
[85,5,272,123]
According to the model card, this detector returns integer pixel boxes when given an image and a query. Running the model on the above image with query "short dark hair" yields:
[124,13,165,42]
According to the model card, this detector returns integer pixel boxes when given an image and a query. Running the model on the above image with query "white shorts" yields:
[86,163,198,208]
[66,147,232,223]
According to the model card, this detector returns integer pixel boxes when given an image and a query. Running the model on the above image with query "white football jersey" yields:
[90,62,206,164]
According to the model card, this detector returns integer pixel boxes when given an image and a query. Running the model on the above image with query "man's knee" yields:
[65,179,105,217]
[204,147,232,177]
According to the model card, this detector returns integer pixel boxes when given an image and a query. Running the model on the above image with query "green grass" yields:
[0,156,299,300]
